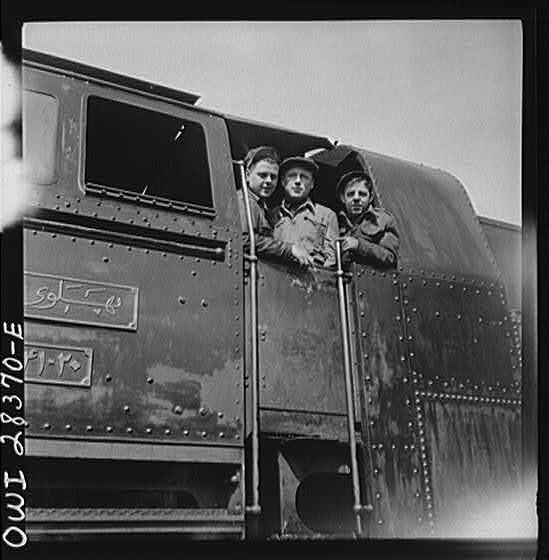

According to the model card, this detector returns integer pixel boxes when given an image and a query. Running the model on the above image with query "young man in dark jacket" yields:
[336,170,399,267]
[237,146,311,266]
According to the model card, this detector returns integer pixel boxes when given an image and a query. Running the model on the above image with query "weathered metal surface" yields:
[259,409,348,441]
[479,216,521,312]
[353,148,500,282]
[257,262,347,416]
[24,342,93,387]
[22,64,245,452]
[400,272,521,537]
[24,228,243,445]
[354,266,425,537]
[421,398,521,538]
[403,276,514,390]
[24,272,139,330]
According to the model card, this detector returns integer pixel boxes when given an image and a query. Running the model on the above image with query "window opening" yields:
[85,96,213,210]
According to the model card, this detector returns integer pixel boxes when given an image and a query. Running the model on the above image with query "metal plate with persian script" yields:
[24,342,93,387]
[24,272,138,330]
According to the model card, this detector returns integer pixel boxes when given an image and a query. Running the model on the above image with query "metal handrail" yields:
[335,240,363,536]
[236,161,261,516]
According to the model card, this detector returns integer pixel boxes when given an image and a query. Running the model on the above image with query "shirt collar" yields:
[281,198,315,217]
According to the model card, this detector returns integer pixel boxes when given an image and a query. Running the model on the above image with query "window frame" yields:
[80,93,217,218]
[22,88,61,186]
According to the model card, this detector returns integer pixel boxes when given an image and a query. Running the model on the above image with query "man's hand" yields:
[291,244,315,267]
[338,236,359,253]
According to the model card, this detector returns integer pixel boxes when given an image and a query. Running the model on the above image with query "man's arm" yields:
[354,214,399,267]
[238,194,294,260]
[322,208,340,268]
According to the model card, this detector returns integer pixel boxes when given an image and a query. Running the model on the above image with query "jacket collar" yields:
[280,198,315,217]
[247,189,268,211]
[338,205,378,228]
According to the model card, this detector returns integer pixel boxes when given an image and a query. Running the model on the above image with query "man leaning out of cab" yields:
[336,170,399,267]
[237,146,311,266]
[271,156,339,268]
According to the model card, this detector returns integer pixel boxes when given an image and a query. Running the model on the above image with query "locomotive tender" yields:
[20,49,523,540]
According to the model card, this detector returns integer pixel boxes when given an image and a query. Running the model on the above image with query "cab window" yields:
[84,96,213,210]
[23,90,59,185]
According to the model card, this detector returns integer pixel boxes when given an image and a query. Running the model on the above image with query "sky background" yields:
[23,21,522,225]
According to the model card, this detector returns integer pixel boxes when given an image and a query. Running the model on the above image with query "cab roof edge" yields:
[21,48,201,107]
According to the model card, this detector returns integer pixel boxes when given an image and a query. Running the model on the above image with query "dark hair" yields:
[244,146,281,170]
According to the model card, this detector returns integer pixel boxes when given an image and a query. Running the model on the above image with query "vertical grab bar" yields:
[335,240,363,536]
[237,161,261,516]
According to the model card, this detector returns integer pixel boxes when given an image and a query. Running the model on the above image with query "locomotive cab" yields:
[20,49,523,542]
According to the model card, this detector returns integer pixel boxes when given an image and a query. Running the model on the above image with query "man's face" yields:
[246,160,279,199]
[341,179,372,217]
[282,166,314,204]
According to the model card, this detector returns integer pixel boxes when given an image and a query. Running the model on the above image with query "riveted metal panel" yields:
[22,63,245,454]
[399,272,521,537]
[24,228,243,447]
[353,266,425,538]
[402,275,515,393]
[256,262,346,417]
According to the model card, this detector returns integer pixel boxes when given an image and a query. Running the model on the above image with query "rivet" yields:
[165,429,171,435]
[201,299,208,308]
[146,427,152,434]
[201,431,208,438]
[126,427,133,434]
[192,270,197,276]
[219,432,225,438]
[435,311,440,317]
[123,405,130,413]
[65,424,72,431]
[199,407,208,416]
[396,315,401,321]
[106,426,113,433]
[377,520,383,525]
[364,354,369,360]
[105,374,112,382]
[86,425,93,432]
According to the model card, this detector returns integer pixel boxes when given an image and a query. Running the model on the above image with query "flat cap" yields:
[336,170,373,196]
[244,146,281,169]
[279,156,319,178]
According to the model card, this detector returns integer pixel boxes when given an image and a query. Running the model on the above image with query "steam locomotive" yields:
[19,49,524,542]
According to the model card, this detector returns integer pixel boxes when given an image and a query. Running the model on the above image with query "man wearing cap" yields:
[336,170,399,267]
[238,146,312,266]
[271,156,338,268]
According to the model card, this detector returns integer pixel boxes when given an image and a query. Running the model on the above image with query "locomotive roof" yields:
[22,49,333,162]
